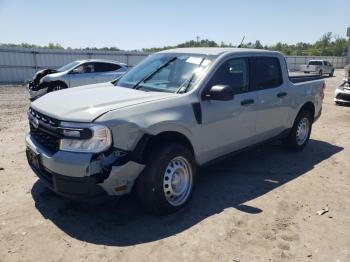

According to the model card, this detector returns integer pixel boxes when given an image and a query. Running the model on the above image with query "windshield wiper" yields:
[132,57,177,90]
[177,57,205,94]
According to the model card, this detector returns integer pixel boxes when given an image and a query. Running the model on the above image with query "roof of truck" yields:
[159,47,281,56]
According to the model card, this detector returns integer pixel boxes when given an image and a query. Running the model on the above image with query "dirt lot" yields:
[0,71,349,262]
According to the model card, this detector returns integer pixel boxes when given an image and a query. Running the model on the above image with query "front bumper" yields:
[26,133,145,199]
[27,148,107,199]
[27,82,48,101]
[334,86,350,103]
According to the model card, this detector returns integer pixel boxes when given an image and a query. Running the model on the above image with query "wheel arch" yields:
[297,101,315,122]
[132,131,196,164]
[47,80,69,91]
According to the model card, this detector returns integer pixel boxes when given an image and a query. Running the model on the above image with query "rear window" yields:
[95,63,122,72]
[308,61,322,66]
[251,57,283,89]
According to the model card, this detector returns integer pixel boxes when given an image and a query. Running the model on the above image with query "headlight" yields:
[59,125,112,153]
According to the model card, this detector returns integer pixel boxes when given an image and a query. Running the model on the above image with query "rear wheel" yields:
[286,110,313,151]
[329,70,334,77]
[319,70,323,76]
[136,143,196,215]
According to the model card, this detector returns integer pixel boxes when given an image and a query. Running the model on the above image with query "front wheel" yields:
[335,101,342,106]
[48,82,67,93]
[319,70,323,76]
[329,70,334,77]
[136,143,196,215]
[285,110,312,151]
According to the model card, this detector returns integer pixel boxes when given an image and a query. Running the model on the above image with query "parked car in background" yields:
[26,48,325,215]
[334,64,350,105]
[300,60,334,76]
[27,59,128,100]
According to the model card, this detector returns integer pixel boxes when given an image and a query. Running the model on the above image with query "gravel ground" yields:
[0,70,349,262]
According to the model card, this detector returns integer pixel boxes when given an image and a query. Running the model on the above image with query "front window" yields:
[115,53,213,93]
[57,61,81,72]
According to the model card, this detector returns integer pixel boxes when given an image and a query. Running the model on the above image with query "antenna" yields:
[238,36,245,48]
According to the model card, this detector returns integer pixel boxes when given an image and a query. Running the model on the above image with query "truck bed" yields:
[289,74,322,83]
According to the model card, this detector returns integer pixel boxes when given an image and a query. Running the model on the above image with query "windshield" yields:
[57,61,81,72]
[308,61,322,66]
[115,53,213,93]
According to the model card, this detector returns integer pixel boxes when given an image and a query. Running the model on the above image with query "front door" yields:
[199,57,257,163]
[68,62,97,87]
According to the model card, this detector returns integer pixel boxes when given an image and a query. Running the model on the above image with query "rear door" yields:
[252,57,291,142]
[199,57,257,161]
[94,62,124,83]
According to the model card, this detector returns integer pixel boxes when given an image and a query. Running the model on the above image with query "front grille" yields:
[29,108,60,127]
[30,125,60,152]
[336,93,350,102]
[29,108,61,152]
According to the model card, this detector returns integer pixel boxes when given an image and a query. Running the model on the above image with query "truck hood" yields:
[31,82,174,122]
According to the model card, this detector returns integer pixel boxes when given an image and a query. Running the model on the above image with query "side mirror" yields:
[203,85,235,101]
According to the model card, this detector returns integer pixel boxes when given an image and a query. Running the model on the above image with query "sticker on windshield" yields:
[202,59,211,66]
[186,57,203,65]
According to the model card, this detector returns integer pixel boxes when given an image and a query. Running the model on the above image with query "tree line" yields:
[0,32,347,56]
[143,33,348,56]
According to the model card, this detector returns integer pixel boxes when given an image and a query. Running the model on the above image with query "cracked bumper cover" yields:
[334,86,350,103]
[27,83,48,101]
[26,134,145,199]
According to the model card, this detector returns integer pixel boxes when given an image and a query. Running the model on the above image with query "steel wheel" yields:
[296,117,310,146]
[163,156,193,206]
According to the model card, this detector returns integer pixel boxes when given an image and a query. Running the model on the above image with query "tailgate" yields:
[303,65,317,71]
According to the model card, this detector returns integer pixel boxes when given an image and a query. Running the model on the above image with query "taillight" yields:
[321,82,326,100]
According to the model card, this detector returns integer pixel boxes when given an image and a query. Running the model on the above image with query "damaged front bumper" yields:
[27,82,48,101]
[334,83,350,104]
[25,134,145,199]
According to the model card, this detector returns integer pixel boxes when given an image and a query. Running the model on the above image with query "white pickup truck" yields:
[26,48,325,214]
[300,60,334,76]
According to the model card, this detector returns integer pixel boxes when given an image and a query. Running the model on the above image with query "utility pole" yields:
[347,27,350,65]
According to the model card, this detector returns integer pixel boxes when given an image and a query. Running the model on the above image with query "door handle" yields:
[241,99,255,106]
[277,92,287,98]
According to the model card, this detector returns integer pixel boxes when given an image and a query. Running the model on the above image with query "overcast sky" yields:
[0,0,349,49]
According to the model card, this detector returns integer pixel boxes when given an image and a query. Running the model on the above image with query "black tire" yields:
[136,143,196,215]
[48,82,67,93]
[285,110,313,151]
[319,70,323,76]
[329,70,334,77]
